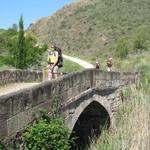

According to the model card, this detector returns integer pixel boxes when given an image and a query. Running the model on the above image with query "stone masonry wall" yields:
[0,69,137,141]
[0,69,43,86]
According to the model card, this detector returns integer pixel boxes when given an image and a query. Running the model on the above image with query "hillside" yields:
[0,0,149,149]
[28,0,150,58]
[27,2,150,149]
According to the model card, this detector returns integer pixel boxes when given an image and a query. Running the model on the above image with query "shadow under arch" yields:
[70,101,110,150]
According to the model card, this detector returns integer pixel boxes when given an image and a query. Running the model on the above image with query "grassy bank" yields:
[62,58,83,73]
[88,78,150,150]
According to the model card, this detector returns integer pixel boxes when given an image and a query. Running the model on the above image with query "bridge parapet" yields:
[0,69,137,142]
[0,69,43,86]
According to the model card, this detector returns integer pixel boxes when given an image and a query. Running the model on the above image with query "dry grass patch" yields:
[88,82,150,150]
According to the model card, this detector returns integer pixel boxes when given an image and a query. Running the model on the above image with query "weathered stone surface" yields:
[0,69,137,142]
[0,121,7,139]
[0,69,43,86]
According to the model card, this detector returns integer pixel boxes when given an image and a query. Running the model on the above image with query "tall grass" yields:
[63,58,83,73]
[113,53,150,72]
[88,79,150,150]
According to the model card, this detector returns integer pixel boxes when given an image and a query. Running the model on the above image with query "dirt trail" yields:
[63,54,94,68]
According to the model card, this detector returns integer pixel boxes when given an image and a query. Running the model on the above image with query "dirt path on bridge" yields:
[0,55,94,96]
[0,83,40,96]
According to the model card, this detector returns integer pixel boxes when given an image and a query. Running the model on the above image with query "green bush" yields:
[0,142,5,150]
[115,37,129,58]
[133,28,148,52]
[22,116,71,150]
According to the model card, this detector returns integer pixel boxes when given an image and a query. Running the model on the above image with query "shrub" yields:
[133,28,148,52]
[115,37,129,58]
[22,116,71,150]
[0,142,5,150]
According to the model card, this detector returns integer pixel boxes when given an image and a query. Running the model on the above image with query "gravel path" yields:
[63,54,94,69]
[0,55,94,96]
[0,83,40,96]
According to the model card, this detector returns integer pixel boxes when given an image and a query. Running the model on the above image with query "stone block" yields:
[7,115,19,136]
[0,96,12,120]
[0,121,8,139]
[18,109,32,130]
[12,91,31,116]
[62,90,69,103]
[31,86,48,107]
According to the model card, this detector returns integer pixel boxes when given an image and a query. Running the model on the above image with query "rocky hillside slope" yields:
[28,0,150,57]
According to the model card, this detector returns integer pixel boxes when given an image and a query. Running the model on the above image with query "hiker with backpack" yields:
[47,43,63,80]
[95,59,100,69]
[53,43,63,68]
[106,57,113,71]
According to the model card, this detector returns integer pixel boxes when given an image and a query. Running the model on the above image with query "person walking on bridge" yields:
[47,44,59,80]
[95,59,100,69]
[106,57,113,71]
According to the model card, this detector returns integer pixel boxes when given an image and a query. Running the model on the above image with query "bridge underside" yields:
[70,101,110,150]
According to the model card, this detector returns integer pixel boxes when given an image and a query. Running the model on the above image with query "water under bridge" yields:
[0,69,137,149]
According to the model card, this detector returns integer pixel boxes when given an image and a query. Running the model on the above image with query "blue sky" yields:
[0,0,73,29]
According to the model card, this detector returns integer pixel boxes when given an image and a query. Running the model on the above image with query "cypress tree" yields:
[17,15,26,69]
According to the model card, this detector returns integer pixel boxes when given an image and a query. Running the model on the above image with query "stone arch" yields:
[66,95,112,132]
[69,100,111,150]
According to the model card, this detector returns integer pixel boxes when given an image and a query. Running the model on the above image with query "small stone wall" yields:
[0,69,137,142]
[0,69,43,86]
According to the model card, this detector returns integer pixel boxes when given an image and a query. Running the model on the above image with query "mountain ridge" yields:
[28,0,150,57]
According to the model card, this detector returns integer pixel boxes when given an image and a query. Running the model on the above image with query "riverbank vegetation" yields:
[88,74,150,150]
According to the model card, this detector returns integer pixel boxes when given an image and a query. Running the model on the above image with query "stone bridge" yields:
[0,69,137,147]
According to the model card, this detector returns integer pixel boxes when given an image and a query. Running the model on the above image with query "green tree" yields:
[12,24,18,32]
[0,28,18,67]
[25,34,47,68]
[17,15,26,69]
[0,26,47,68]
